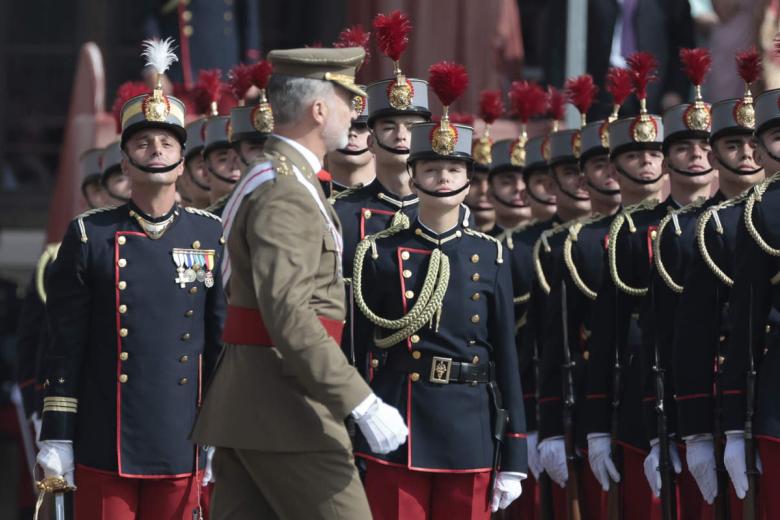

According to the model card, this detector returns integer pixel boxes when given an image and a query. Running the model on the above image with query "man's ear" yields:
[311,98,328,126]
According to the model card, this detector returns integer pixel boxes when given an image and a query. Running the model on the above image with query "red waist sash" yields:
[222,305,344,346]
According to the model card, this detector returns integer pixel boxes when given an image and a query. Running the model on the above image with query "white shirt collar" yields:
[273,134,322,174]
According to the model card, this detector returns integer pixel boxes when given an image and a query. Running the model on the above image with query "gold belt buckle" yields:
[430,356,452,384]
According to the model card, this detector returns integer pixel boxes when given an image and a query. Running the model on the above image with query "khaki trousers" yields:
[210,447,371,520]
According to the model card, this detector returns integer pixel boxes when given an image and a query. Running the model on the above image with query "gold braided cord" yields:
[35,243,61,303]
[696,207,733,287]
[607,198,660,296]
[653,213,683,293]
[744,172,780,256]
[463,227,503,264]
[564,222,597,300]
[533,223,568,295]
[352,218,451,349]
[514,293,530,304]
[328,182,364,205]
[499,219,538,251]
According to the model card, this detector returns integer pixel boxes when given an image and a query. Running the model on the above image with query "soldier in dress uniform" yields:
[720,85,780,518]
[35,39,226,519]
[672,52,765,515]
[637,49,721,517]
[466,90,504,235]
[486,139,533,237]
[351,62,527,519]
[583,52,670,520]
[228,61,273,174]
[190,46,406,520]
[325,88,376,195]
[80,148,110,209]
[201,74,240,217]
[101,141,132,205]
[180,116,212,208]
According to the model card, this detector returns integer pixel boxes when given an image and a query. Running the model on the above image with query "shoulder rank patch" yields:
[76,205,118,243]
[185,206,222,222]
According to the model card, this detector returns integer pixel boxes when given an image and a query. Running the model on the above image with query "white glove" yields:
[526,431,543,480]
[30,412,43,449]
[352,394,408,454]
[202,446,215,486]
[587,433,620,491]
[490,471,525,512]
[684,435,717,504]
[643,438,682,498]
[538,436,568,488]
[724,431,763,499]
[36,440,75,488]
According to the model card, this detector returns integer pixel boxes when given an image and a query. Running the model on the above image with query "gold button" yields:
[401,251,410,260]
[183,25,194,37]
[583,350,590,361]
[118,281,127,290]
[181,333,191,341]
[363,209,372,219]
[403,269,412,278]
[118,258,127,268]
[718,355,725,366]
[185,309,194,317]
[405,290,415,299]
[119,352,128,361]
[412,350,421,359]
[650,230,658,240]
[182,9,192,21]
[469,340,476,345]
[180,355,189,363]
[472,356,480,364]
[370,358,379,368]
[471,292,480,301]
[472,273,480,282]
[119,328,128,337]
[192,240,201,249]
[119,374,128,383]
[471,314,481,324]
[410,372,420,382]
[179,378,188,385]
[117,236,126,245]
[219,237,226,245]
[119,304,128,314]
[471,254,480,263]
[415,228,422,235]
[410,334,420,344]
[189,286,198,294]
[766,325,771,333]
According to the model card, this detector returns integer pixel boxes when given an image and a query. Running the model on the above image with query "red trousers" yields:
[364,460,491,520]
[758,438,780,519]
[74,465,208,520]
[622,446,661,520]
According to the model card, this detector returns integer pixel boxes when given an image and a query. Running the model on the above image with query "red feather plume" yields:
[218,84,238,115]
[373,10,412,62]
[112,81,148,133]
[250,61,273,90]
[508,80,547,123]
[680,48,711,86]
[605,67,634,106]
[229,63,254,101]
[197,69,223,104]
[449,112,475,125]
[547,86,567,121]
[565,75,598,115]
[172,82,197,116]
[627,51,658,100]
[334,25,371,64]
[479,90,504,124]
[428,61,468,107]
[736,47,762,84]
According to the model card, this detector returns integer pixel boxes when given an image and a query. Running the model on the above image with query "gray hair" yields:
[267,74,336,127]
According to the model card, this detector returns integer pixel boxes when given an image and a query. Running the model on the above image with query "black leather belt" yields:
[387,355,491,384]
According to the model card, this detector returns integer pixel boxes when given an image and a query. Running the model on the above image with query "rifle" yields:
[606,287,622,520]
[743,285,757,520]
[560,281,582,520]
[712,285,730,519]
[534,336,554,520]
[650,283,676,520]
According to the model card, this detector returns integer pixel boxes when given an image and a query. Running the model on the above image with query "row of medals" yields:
[177,264,214,288]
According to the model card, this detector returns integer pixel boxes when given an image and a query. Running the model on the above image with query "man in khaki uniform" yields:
[191,47,408,520]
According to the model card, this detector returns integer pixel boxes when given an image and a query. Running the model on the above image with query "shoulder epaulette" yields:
[35,242,61,303]
[563,214,611,300]
[76,205,117,243]
[652,199,707,294]
[608,200,659,296]
[500,219,538,250]
[264,151,293,177]
[744,173,780,256]
[532,221,572,295]
[185,206,222,223]
[328,183,364,205]
[204,195,229,216]
[462,227,504,265]
[697,190,752,287]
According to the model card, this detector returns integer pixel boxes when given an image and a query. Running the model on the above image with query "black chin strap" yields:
[127,156,183,174]
[615,164,664,185]
[337,147,370,156]
[552,174,591,202]
[754,138,780,172]
[412,181,471,198]
[526,187,557,206]
[373,134,409,156]
[666,158,714,177]
[712,150,763,176]
[207,165,238,185]
[492,193,530,209]
[185,167,211,192]
[586,180,621,196]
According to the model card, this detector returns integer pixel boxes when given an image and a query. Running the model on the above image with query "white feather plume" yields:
[141,37,178,76]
